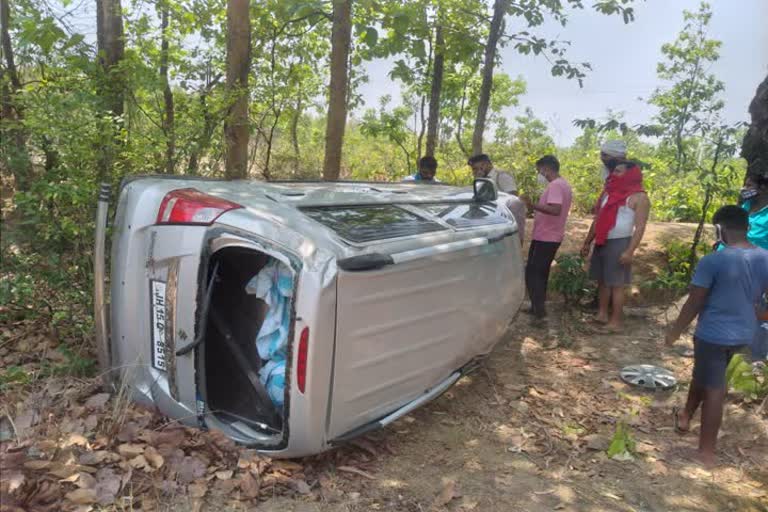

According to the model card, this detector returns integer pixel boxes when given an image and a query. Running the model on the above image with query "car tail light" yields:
[297,327,309,394]
[156,188,242,225]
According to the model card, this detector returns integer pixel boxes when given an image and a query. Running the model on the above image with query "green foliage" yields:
[646,239,696,293]
[0,366,32,390]
[726,354,767,401]
[606,421,636,461]
[549,254,594,308]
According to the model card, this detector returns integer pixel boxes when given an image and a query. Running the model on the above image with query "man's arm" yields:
[665,286,709,345]
[580,219,597,258]
[619,193,650,265]
[533,203,562,216]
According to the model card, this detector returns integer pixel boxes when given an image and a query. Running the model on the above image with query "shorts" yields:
[589,237,632,287]
[692,338,746,389]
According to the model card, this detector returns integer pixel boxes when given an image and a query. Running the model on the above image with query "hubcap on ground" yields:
[619,364,677,390]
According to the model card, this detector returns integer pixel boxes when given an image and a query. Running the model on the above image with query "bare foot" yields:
[674,407,690,434]
[592,315,609,325]
[671,446,717,469]
[694,450,717,469]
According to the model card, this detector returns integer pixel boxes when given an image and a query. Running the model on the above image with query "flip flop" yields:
[672,406,689,435]
[588,316,609,325]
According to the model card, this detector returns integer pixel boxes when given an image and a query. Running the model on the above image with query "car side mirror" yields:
[473,178,497,202]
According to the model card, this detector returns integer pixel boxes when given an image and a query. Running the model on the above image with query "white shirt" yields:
[487,168,518,193]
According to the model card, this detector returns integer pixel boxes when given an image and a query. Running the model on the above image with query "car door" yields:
[310,203,524,440]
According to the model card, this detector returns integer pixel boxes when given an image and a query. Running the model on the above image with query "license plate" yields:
[150,280,168,371]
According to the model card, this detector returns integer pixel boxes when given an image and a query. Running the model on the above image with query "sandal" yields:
[673,406,689,435]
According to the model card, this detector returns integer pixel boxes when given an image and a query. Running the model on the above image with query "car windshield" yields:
[420,203,509,229]
[300,205,447,243]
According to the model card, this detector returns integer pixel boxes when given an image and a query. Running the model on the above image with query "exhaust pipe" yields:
[94,182,112,389]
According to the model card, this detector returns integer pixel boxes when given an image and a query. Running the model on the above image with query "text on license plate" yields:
[150,280,167,371]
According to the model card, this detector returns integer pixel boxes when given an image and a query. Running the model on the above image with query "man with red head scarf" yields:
[581,144,651,332]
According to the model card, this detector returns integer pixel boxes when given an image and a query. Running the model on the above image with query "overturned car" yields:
[94,177,524,458]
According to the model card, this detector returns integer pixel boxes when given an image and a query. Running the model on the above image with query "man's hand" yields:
[619,249,634,265]
[580,242,591,259]
[665,327,681,347]
[520,195,534,212]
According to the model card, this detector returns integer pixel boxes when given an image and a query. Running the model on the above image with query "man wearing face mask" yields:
[581,150,650,332]
[521,155,573,319]
[739,169,768,365]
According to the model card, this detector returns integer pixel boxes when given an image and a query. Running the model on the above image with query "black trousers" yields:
[525,240,561,317]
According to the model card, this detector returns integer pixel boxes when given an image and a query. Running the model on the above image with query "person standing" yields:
[581,154,650,332]
[665,206,768,467]
[586,140,629,310]
[521,155,572,319]
[467,153,526,244]
[403,156,440,183]
[740,170,768,364]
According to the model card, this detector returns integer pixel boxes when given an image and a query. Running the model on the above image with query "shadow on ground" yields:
[267,303,767,512]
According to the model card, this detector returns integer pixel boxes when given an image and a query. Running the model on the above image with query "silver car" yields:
[94,177,524,458]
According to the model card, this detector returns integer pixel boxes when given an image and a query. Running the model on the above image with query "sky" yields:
[357,0,768,146]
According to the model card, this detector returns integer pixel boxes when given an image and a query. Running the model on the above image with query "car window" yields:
[420,203,509,229]
[300,205,447,243]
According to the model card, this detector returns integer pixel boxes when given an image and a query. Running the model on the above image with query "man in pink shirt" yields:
[521,155,573,319]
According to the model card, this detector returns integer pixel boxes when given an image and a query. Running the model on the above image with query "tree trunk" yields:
[95,0,125,183]
[187,72,220,175]
[742,73,768,178]
[688,137,725,274]
[223,0,250,180]
[471,0,508,155]
[1,0,32,191]
[291,95,302,175]
[425,23,444,158]
[322,0,352,181]
[159,0,175,174]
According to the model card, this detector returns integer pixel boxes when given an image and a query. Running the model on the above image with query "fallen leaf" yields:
[24,459,52,470]
[83,415,99,431]
[94,467,121,506]
[117,423,140,443]
[76,472,97,489]
[146,428,186,449]
[144,446,164,470]
[128,454,149,471]
[78,451,113,465]
[175,456,207,483]
[66,488,98,505]
[188,481,207,498]
[239,471,260,499]
[293,479,312,494]
[272,460,304,472]
[215,470,234,480]
[118,443,145,458]
[49,464,80,479]
[84,393,110,410]
[337,466,376,480]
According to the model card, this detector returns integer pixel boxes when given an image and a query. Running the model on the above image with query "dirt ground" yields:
[2,219,767,512]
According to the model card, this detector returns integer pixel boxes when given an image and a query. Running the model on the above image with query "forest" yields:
[2,1,768,510]
[1,0,766,369]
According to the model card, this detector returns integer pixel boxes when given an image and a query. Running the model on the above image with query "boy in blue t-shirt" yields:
[665,205,768,467]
